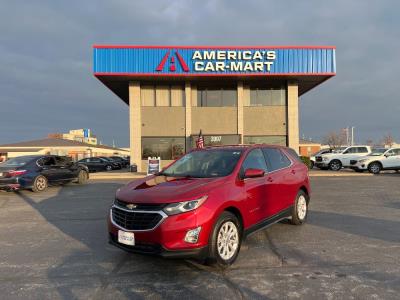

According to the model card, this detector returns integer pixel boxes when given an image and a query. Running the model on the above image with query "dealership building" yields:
[93,45,336,171]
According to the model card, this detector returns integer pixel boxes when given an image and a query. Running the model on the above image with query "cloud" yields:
[0,0,399,146]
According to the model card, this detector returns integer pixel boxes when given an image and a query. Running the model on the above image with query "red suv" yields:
[108,145,310,266]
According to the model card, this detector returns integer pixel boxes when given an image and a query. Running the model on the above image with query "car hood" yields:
[357,155,382,161]
[116,175,226,204]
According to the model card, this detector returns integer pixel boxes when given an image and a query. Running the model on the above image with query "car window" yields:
[393,149,400,156]
[263,148,291,171]
[343,148,356,154]
[161,149,243,178]
[90,158,101,163]
[356,147,368,153]
[38,157,56,166]
[55,156,70,166]
[241,149,268,175]
[386,150,394,156]
[285,148,302,162]
[0,156,34,167]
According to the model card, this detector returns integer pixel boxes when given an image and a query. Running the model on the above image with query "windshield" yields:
[368,149,386,156]
[160,149,243,178]
[0,156,34,167]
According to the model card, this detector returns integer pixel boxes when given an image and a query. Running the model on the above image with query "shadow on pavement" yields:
[10,181,400,299]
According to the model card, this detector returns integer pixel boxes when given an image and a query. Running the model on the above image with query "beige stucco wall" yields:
[141,107,185,136]
[243,107,287,136]
[129,82,142,171]
[191,107,238,134]
[287,82,299,152]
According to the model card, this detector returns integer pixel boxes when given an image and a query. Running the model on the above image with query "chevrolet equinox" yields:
[108,145,310,266]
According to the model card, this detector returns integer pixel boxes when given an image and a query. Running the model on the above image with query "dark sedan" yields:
[0,155,89,192]
[78,157,121,172]
[109,156,130,168]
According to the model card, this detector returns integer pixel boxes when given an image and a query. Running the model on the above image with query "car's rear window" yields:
[285,148,302,162]
[0,156,34,167]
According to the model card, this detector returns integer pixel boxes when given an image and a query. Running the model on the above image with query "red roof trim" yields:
[94,72,336,77]
[93,45,336,50]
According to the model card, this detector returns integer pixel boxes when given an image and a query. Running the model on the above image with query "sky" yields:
[0,0,399,147]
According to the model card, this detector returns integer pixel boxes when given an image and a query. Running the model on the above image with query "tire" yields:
[76,170,88,184]
[310,161,314,169]
[105,165,113,171]
[290,190,308,225]
[329,160,342,171]
[207,211,242,267]
[368,162,382,174]
[32,175,48,193]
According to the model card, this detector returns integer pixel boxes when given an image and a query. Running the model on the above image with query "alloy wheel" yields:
[297,195,307,220]
[369,163,381,174]
[217,221,239,260]
[36,177,47,191]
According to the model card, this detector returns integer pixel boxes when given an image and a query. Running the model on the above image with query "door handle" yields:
[267,177,273,183]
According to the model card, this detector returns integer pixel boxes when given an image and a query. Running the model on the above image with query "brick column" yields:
[129,81,142,171]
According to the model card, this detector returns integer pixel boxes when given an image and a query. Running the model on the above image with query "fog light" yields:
[184,226,201,243]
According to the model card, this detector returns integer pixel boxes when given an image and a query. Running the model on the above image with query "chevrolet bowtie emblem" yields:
[126,204,137,210]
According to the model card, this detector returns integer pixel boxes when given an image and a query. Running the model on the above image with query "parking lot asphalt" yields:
[0,176,399,299]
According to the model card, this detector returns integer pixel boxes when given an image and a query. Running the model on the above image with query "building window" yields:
[197,88,237,107]
[249,88,286,106]
[142,137,185,160]
[244,136,287,146]
[141,85,185,107]
[191,134,240,148]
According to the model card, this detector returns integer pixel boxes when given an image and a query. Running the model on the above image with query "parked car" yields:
[99,156,123,169]
[78,157,120,172]
[108,145,310,266]
[309,148,332,169]
[110,156,130,168]
[315,145,372,171]
[350,148,400,174]
[0,155,89,192]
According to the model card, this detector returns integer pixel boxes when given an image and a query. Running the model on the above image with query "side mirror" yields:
[244,168,265,179]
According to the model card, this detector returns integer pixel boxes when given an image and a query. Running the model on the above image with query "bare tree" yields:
[366,139,374,146]
[323,131,346,149]
[382,134,395,147]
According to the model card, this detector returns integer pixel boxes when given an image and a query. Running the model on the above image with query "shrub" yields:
[300,156,311,169]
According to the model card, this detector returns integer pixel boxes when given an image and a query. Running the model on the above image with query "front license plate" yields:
[118,230,135,246]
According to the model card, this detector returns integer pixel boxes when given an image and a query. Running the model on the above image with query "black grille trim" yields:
[111,206,166,231]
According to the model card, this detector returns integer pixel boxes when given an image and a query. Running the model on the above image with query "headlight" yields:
[322,157,329,161]
[358,159,368,163]
[163,196,208,216]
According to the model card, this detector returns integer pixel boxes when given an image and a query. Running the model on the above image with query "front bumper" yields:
[315,162,329,168]
[108,233,208,259]
[108,204,213,259]
[350,164,368,171]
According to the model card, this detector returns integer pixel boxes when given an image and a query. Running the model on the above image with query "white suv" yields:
[350,148,400,174]
[315,146,372,171]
